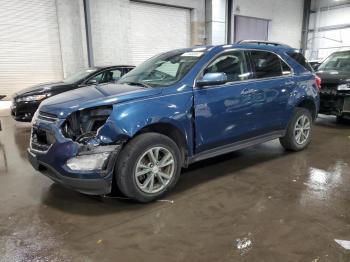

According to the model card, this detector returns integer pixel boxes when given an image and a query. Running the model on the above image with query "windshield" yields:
[118,50,205,87]
[63,68,98,84]
[318,51,350,71]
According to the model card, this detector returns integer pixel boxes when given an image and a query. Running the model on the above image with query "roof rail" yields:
[236,40,291,48]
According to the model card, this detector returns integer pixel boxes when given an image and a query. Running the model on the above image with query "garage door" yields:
[234,16,269,42]
[129,2,191,65]
[0,0,63,97]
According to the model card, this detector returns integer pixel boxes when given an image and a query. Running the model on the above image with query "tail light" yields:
[315,75,321,90]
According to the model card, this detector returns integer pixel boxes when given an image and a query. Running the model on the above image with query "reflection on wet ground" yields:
[0,112,349,261]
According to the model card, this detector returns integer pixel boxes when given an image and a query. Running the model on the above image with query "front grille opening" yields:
[61,106,112,142]
[31,128,55,151]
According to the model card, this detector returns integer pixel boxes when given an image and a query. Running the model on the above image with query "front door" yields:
[193,50,257,153]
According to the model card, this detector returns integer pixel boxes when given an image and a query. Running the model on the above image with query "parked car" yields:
[316,50,350,122]
[309,60,322,70]
[28,41,320,202]
[11,65,134,122]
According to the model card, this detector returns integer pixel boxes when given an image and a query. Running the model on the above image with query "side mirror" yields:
[196,73,227,87]
[87,79,98,85]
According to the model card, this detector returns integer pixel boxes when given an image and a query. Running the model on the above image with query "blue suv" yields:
[28,41,320,202]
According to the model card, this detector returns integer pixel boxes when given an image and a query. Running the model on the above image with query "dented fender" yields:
[96,88,195,156]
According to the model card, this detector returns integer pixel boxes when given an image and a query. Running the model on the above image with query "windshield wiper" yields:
[122,81,151,88]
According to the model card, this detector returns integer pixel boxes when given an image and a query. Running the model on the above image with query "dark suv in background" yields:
[316,50,350,122]
[28,41,320,202]
[11,65,134,122]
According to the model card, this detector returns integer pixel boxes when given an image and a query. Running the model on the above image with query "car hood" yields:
[14,82,72,97]
[316,70,350,84]
[38,83,162,118]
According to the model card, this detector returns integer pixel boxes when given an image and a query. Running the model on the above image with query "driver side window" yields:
[204,51,251,82]
[88,72,104,83]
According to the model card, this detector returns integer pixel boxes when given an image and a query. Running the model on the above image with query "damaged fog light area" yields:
[66,152,110,171]
[66,144,119,172]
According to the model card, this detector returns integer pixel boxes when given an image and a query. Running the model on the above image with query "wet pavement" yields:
[0,109,350,262]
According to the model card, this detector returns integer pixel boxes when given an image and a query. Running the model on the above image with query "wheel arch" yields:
[133,122,189,166]
[296,98,317,120]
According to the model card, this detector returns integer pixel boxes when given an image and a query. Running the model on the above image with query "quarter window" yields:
[203,51,251,82]
[250,51,286,78]
[287,52,313,72]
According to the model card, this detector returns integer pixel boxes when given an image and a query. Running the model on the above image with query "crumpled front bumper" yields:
[27,114,121,195]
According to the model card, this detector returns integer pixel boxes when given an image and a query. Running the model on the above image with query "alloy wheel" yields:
[135,146,175,194]
[294,115,311,145]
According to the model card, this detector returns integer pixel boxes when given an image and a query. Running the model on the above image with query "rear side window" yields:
[250,51,284,78]
[287,52,313,72]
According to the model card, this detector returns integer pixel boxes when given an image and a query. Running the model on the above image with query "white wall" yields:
[233,0,304,48]
[89,0,206,67]
[307,1,350,60]
[56,0,88,78]
[90,0,130,66]
[206,0,227,45]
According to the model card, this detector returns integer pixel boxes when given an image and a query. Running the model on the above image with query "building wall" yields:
[89,0,130,66]
[206,0,227,45]
[56,0,88,78]
[233,0,304,48]
[307,0,350,60]
[88,0,205,67]
[145,0,206,45]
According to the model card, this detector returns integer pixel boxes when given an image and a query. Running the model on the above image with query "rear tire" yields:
[115,133,182,203]
[280,108,313,152]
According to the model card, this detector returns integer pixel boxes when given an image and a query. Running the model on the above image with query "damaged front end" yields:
[28,106,123,195]
[61,106,122,174]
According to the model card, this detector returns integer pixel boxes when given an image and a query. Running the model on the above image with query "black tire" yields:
[115,132,182,203]
[280,108,313,152]
[336,115,348,124]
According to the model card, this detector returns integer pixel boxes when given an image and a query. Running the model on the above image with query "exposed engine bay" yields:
[61,106,113,144]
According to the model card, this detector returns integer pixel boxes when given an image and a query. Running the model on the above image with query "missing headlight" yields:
[61,106,112,143]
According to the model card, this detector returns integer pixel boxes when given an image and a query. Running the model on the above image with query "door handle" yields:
[284,81,295,86]
[241,88,257,95]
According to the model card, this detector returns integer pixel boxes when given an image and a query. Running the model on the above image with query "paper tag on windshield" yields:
[181,52,204,57]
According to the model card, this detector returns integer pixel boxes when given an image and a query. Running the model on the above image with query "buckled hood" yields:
[38,83,162,118]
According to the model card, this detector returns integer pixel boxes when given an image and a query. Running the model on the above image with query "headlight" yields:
[16,94,49,102]
[337,84,350,91]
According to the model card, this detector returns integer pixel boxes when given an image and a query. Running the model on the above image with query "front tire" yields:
[115,133,182,203]
[280,108,313,151]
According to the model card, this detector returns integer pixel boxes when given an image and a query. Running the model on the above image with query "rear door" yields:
[247,50,295,132]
